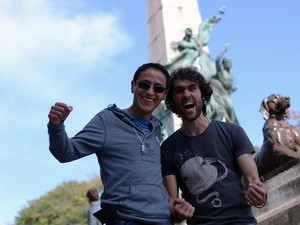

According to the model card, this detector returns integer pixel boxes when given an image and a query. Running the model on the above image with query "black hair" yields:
[133,63,170,88]
[165,66,213,117]
[86,188,99,202]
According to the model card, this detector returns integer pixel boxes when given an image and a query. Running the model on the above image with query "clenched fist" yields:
[48,102,73,125]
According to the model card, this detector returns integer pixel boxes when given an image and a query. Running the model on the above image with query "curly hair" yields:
[165,67,213,117]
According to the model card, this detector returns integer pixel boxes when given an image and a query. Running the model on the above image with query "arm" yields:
[215,44,228,69]
[48,102,74,162]
[48,102,73,125]
[88,207,100,225]
[266,126,300,158]
[273,142,300,158]
[291,126,300,152]
[177,39,198,51]
[47,102,104,163]
[163,175,195,223]
[237,153,267,208]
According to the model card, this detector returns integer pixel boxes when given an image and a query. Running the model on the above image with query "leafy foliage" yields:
[14,176,102,225]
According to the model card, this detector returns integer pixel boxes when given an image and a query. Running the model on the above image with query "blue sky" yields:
[1,0,299,224]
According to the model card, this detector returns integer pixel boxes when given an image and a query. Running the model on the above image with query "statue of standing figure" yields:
[164,6,239,124]
[164,27,200,72]
[207,44,239,124]
[164,19,221,79]
[164,6,224,79]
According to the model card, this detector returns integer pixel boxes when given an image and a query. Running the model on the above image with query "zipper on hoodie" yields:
[132,122,155,152]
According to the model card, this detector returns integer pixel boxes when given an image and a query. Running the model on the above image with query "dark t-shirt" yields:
[161,120,256,225]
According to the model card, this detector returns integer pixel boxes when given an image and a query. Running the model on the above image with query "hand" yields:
[48,102,73,125]
[172,198,195,222]
[246,180,267,208]
[224,43,230,51]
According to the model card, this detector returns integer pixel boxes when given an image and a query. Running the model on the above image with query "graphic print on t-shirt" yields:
[180,155,228,207]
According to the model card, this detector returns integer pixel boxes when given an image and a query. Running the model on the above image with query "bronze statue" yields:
[164,27,200,72]
[164,7,224,79]
[206,44,239,124]
[215,44,237,95]
[163,7,239,125]
[254,94,300,177]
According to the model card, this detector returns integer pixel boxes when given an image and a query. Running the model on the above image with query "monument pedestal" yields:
[252,159,300,225]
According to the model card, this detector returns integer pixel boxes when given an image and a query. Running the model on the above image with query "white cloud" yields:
[0,1,134,224]
[0,0,133,123]
[0,0,134,148]
[0,0,132,77]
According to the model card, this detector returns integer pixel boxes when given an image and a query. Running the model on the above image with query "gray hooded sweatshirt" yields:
[48,104,172,224]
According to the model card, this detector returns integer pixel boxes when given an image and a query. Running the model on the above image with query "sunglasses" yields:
[136,80,166,94]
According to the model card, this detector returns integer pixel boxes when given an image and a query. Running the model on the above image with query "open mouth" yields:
[142,97,154,102]
[183,102,195,109]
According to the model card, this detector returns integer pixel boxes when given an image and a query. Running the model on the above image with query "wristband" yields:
[255,194,267,209]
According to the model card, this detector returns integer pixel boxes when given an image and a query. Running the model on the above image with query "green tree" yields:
[14,176,102,225]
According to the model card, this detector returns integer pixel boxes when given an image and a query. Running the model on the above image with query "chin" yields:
[141,105,157,115]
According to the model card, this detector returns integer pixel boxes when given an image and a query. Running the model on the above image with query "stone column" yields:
[147,0,203,138]
[147,0,202,63]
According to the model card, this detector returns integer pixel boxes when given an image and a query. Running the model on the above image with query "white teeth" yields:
[143,97,154,102]
[183,101,194,109]
[183,101,193,106]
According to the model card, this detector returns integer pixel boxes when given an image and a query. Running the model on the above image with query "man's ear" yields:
[131,80,135,93]
[202,96,206,104]
[260,98,270,120]
[162,89,168,100]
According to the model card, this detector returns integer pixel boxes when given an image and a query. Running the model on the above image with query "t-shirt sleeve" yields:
[232,125,255,158]
[161,139,176,177]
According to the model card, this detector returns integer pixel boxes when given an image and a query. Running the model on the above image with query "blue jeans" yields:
[106,219,148,225]
[188,222,257,225]
[106,218,167,225]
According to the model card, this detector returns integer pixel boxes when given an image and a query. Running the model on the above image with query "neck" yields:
[274,114,286,120]
[124,106,151,120]
[89,200,98,205]
[181,115,211,136]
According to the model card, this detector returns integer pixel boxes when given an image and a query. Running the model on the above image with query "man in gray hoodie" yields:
[47,63,177,225]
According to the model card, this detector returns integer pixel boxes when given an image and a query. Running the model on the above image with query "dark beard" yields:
[180,108,202,121]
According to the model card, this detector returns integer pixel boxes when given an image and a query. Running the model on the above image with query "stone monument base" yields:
[252,159,300,225]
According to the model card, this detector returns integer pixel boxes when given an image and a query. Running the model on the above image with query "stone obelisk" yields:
[147,0,203,139]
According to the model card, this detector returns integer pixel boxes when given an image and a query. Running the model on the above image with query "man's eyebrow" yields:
[174,84,196,89]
